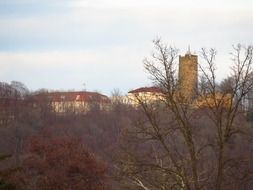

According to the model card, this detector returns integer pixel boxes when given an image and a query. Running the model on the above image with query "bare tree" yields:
[116,40,253,190]
[198,44,253,190]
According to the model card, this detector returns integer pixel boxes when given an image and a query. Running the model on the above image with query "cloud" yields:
[0,42,245,94]
[1,2,252,52]
[0,46,150,94]
[0,0,253,93]
[70,0,253,11]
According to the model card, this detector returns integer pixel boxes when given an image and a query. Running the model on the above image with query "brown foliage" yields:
[11,134,109,190]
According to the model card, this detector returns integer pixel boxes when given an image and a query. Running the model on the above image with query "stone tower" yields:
[178,51,198,100]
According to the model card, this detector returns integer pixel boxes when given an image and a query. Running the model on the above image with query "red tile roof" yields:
[33,91,110,103]
[128,87,162,94]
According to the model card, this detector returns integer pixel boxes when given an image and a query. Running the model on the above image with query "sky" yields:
[0,0,253,95]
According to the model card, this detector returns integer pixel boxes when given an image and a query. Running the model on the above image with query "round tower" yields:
[178,51,198,100]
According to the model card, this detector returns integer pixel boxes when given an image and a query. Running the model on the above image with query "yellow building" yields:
[194,93,232,109]
[33,91,111,114]
[127,87,164,106]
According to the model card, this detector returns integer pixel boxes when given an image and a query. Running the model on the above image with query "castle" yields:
[127,51,231,108]
[127,51,199,105]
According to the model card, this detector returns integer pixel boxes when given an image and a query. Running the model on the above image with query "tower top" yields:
[186,45,191,55]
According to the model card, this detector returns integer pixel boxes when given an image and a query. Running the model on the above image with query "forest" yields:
[0,41,253,190]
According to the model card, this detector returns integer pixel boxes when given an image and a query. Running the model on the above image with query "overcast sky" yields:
[0,0,252,95]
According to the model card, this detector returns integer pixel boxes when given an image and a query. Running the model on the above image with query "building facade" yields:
[127,87,164,106]
[33,91,110,114]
